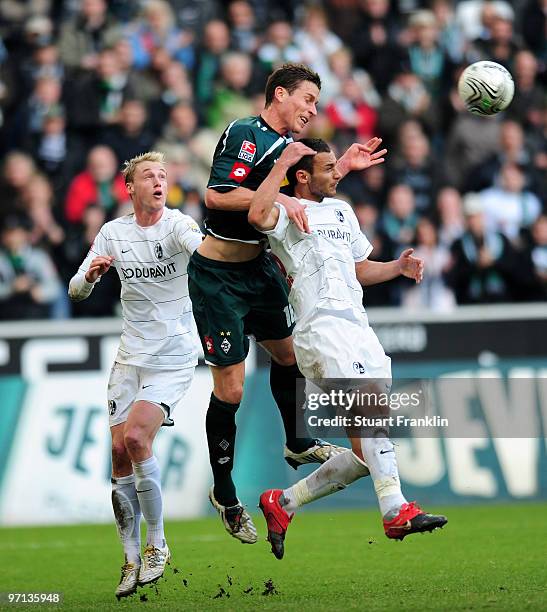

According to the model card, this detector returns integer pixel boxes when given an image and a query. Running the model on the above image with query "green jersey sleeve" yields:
[207,122,259,191]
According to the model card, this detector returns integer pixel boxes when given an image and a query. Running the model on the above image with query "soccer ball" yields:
[457,61,514,116]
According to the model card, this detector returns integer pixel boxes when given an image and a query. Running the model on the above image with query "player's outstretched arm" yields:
[248,142,316,232]
[205,186,256,211]
[336,137,387,178]
[356,249,424,286]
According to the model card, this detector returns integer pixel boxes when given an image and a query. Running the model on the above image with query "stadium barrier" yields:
[0,304,546,526]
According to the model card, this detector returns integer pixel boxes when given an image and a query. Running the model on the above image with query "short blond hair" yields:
[122,151,165,184]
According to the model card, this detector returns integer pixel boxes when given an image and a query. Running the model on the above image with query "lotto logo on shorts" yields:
[228,162,251,182]
[238,140,256,163]
[204,335,215,354]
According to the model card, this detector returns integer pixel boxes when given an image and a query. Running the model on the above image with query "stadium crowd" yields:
[0,0,545,320]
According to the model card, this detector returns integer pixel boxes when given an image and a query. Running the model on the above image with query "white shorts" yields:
[293,311,391,381]
[107,362,195,428]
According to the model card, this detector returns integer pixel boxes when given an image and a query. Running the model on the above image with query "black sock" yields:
[206,393,239,507]
[270,360,315,453]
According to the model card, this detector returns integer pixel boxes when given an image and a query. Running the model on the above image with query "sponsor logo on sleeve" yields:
[238,140,256,163]
[228,162,251,183]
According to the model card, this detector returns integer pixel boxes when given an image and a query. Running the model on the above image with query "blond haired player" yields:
[69,152,203,596]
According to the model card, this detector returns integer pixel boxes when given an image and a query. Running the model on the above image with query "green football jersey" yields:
[206,115,292,243]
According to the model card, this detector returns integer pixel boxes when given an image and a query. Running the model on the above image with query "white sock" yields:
[282,451,369,513]
[360,435,407,517]
[111,474,142,564]
[132,456,165,548]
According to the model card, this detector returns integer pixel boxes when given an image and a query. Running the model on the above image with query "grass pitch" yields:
[1,503,546,611]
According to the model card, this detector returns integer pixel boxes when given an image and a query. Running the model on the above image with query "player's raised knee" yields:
[123,427,150,458]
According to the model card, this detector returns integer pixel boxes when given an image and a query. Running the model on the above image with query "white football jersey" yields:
[264,197,372,329]
[69,208,203,368]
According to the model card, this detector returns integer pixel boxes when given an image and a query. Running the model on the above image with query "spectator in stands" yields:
[322,46,381,106]
[21,174,64,249]
[389,127,439,213]
[100,99,155,166]
[60,204,121,317]
[436,186,465,247]
[15,75,64,149]
[58,0,121,71]
[380,184,418,255]
[354,202,395,305]
[507,50,545,131]
[325,74,379,150]
[524,214,547,299]
[206,51,255,130]
[64,145,128,224]
[521,0,547,60]
[148,60,193,136]
[155,102,216,196]
[431,0,466,64]
[479,162,542,242]
[0,151,39,227]
[349,0,405,94]
[467,2,522,71]
[227,0,260,54]
[0,216,62,320]
[126,0,194,71]
[257,20,302,71]
[20,40,64,96]
[378,66,438,151]
[163,145,205,224]
[443,86,500,190]
[295,5,342,78]
[445,193,521,304]
[406,10,452,102]
[194,19,231,110]
[465,119,538,194]
[402,216,456,311]
[64,47,137,141]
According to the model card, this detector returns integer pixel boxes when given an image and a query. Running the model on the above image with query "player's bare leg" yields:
[124,401,171,584]
[206,362,257,543]
[260,337,348,467]
[111,424,142,599]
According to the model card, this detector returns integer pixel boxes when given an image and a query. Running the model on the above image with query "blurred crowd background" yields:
[0,0,544,320]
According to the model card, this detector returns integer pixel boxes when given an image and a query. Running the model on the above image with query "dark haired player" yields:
[188,64,384,543]
[248,138,447,559]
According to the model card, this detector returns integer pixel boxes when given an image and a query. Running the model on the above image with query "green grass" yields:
[1,503,546,611]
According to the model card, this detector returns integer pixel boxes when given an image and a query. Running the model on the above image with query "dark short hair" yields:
[264,63,321,106]
[286,138,331,190]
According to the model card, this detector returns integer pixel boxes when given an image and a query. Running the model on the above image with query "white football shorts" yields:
[107,362,195,427]
[293,311,392,381]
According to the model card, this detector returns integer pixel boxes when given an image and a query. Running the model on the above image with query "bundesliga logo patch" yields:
[229,162,251,183]
[238,140,256,163]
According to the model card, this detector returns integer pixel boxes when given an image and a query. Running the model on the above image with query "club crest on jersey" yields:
[154,242,163,259]
[238,140,256,163]
[204,335,215,354]
[353,361,366,374]
[335,209,345,223]
[228,162,251,183]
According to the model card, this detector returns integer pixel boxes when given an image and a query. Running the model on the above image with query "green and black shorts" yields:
[188,250,295,366]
